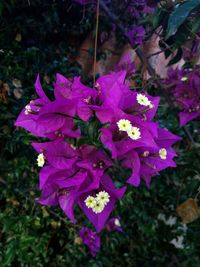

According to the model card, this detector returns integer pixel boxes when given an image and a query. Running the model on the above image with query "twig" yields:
[183,125,195,146]
[147,50,164,59]
[99,0,156,77]
[93,0,100,86]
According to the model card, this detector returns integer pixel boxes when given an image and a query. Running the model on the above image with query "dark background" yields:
[0,1,200,266]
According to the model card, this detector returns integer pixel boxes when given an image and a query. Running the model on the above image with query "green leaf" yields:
[166,0,200,39]
[167,48,183,66]
[3,240,17,266]
[192,16,200,32]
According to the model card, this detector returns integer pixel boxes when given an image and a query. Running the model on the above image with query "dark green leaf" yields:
[167,47,183,66]
[166,0,200,39]
[192,16,200,32]
[3,240,17,266]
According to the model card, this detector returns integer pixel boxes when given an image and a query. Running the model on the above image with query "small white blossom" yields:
[96,191,110,206]
[114,218,121,227]
[92,201,105,214]
[70,144,76,150]
[24,104,32,115]
[37,153,45,167]
[84,196,96,208]
[181,76,188,82]
[127,126,141,140]
[117,119,132,132]
[136,93,152,107]
[159,148,167,160]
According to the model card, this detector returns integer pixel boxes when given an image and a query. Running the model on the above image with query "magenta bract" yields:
[16,71,181,255]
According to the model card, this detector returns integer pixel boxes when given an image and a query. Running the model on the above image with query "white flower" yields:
[181,76,188,82]
[114,218,121,227]
[37,153,45,167]
[96,191,110,206]
[24,104,32,115]
[136,93,152,107]
[159,148,167,160]
[25,104,31,111]
[70,144,76,150]
[84,196,96,208]
[170,236,184,249]
[142,151,150,157]
[127,126,141,140]
[117,119,132,132]
[92,201,105,214]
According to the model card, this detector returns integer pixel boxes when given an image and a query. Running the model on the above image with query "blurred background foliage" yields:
[0,1,200,266]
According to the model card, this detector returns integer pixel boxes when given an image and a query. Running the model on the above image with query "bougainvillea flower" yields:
[15,75,50,137]
[101,117,158,159]
[54,74,98,121]
[179,109,200,126]
[91,73,160,124]
[16,70,181,256]
[94,71,129,109]
[35,99,80,138]
[164,67,200,126]
[71,77,98,121]
[106,217,123,233]
[37,168,93,222]
[121,127,181,187]
[115,51,136,77]
[126,26,145,47]
[32,140,79,170]
[54,73,72,100]
[156,128,182,148]
[79,227,100,257]
[118,91,160,122]
[77,145,112,177]
[16,76,80,138]
[79,174,126,232]
[121,150,141,186]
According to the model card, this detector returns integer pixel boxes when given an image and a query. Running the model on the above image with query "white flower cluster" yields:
[85,191,110,214]
[117,119,141,140]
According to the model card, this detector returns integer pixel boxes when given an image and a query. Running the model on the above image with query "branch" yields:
[99,0,156,77]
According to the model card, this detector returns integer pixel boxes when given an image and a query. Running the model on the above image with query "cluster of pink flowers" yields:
[16,71,180,255]
[164,67,200,126]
